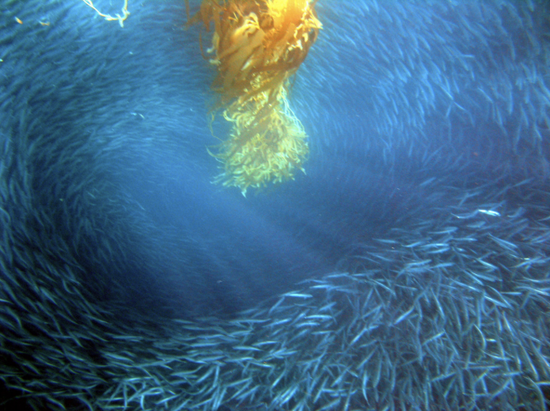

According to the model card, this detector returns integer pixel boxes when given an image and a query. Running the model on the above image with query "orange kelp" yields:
[188,0,321,195]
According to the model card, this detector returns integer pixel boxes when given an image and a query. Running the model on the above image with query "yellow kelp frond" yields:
[188,0,321,194]
[82,0,130,27]
[213,91,308,195]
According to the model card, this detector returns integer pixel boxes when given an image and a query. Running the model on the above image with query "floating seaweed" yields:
[188,0,322,194]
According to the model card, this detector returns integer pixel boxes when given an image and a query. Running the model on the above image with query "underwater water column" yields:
[0,0,549,410]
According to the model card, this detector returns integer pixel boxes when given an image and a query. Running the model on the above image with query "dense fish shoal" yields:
[0,0,549,410]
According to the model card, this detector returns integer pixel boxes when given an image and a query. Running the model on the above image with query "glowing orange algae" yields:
[188,0,321,194]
